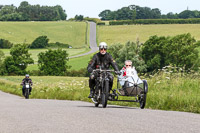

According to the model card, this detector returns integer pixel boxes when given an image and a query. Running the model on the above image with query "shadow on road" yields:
[77,105,138,109]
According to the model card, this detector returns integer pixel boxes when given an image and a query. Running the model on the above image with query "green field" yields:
[0,21,88,48]
[26,51,93,71]
[0,48,90,71]
[0,72,199,113]
[0,48,89,62]
[97,24,200,45]
[68,53,95,70]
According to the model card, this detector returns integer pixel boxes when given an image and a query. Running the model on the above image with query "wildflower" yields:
[166,77,170,80]
[156,81,161,84]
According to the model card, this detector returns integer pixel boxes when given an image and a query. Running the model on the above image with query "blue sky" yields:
[1,0,200,19]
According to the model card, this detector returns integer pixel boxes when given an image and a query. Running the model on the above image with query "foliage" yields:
[30,36,49,48]
[99,4,200,21]
[0,50,4,75]
[108,41,147,73]
[142,33,200,72]
[0,39,13,48]
[0,1,67,21]
[99,5,161,20]
[38,49,70,76]
[83,17,101,23]
[48,42,71,48]
[97,22,105,25]
[109,18,200,25]
[3,44,34,75]
[74,15,84,21]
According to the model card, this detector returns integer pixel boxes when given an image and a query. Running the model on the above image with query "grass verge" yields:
[0,73,199,113]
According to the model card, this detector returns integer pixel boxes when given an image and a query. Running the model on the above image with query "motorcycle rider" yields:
[21,74,33,96]
[87,42,120,98]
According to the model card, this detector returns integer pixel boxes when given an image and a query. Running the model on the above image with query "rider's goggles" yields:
[100,48,107,50]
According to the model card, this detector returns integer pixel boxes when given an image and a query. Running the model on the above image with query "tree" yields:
[38,49,70,76]
[74,15,84,21]
[30,36,49,48]
[178,10,195,19]
[3,44,34,75]
[99,10,112,20]
[142,33,200,72]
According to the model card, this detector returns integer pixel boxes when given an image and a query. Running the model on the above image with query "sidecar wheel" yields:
[139,94,147,109]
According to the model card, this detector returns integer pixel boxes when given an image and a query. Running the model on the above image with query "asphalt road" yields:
[0,90,200,133]
[69,22,98,58]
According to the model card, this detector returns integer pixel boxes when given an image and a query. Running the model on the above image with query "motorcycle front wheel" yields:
[102,81,109,108]
[25,89,29,99]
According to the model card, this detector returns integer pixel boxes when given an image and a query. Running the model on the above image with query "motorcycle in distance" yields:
[24,82,31,99]
[91,68,117,108]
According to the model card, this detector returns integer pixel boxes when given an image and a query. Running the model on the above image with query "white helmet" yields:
[99,42,108,50]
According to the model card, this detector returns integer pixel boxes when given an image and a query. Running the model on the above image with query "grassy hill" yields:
[97,24,200,45]
[0,21,88,48]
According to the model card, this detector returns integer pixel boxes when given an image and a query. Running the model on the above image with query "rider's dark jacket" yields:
[87,52,119,73]
[21,78,33,86]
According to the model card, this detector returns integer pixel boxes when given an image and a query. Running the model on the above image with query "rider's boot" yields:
[22,88,25,96]
[29,88,32,95]
[88,88,94,98]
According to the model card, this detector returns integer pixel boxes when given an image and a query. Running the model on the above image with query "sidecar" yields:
[110,67,148,109]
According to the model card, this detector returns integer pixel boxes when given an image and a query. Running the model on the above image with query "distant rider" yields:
[21,74,33,95]
[87,42,120,98]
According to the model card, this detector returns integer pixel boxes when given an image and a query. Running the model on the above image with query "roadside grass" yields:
[0,21,87,48]
[97,24,200,45]
[0,72,199,113]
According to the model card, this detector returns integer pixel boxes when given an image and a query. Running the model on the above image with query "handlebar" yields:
[93,69,120,75]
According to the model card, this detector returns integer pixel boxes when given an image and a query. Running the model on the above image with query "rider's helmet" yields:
[25,74,29,78]
[99,42,107,55]
[99,42,108,49]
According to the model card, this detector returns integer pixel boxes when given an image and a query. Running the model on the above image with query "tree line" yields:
[99,5,200,20]
[0,1,67,21]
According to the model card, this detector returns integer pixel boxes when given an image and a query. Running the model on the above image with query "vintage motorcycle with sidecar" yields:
[91,67,148,109]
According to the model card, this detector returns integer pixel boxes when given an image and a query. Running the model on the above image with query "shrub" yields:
[0,39,13,48]
[48,42,70,48]
[30,36,49,48]
[97,22,105,25]
[38,49,70,76]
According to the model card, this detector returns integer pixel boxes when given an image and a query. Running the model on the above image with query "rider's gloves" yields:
[115,71,121,75]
